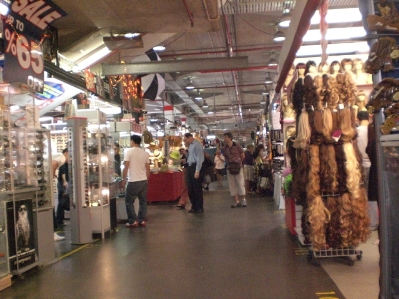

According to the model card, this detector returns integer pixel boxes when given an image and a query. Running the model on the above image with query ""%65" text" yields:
[4,27,44,76]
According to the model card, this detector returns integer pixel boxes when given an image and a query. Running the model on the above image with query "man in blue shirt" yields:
[183,133,205,213]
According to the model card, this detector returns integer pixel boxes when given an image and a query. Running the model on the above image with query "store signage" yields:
[3,0,67,93]
[85,70,97,93]
[35,81,65,100]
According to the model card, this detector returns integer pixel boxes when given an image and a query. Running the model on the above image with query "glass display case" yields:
[0,84,52,276]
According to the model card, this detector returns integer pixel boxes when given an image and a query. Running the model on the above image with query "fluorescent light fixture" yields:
[195,91,202,100]
[260,101,266,104]
[278,9,291,28]
[10,105,20,111]
[0,2,8,15]
[311,8,362,25]
[267,57,278,66]
[264,73,273,84]
[153,46,166,51]
[77,45,111,70]
[124,33,140,38]
[303,27,366,42]
[208,111,214,114]
[203,101,209,108]
[186,83,195,90]
[296,41,370,57]
[274,29,285,42]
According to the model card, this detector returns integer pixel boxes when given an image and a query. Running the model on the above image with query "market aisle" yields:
[2,183,348,299]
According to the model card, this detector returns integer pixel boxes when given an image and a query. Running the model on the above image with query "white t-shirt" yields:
[356,125,370,168]
[52,153,66,168]
[214,154,225,169]
[124,147,149,182]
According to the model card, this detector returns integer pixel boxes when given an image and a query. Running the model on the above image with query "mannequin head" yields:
[353,58,365,72]
[305,60,317,75]
[318,62,329,74]
[329,61,341,75]
[296,62,306,78]
[341,58,353,73]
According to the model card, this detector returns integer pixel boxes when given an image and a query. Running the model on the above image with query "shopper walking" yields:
[122,135,150,227]
[183,133,204,213]
[176,147,189,209]
[51,148,68,241]
[55,148,69,230]
[243,144,255,193]
[223,132,246,208]
[214,149,226,186]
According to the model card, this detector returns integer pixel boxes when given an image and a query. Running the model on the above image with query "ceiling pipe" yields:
[275,0,322,93]
[159,45,283,58]
[182,0,195,27]
[223,13,243,122]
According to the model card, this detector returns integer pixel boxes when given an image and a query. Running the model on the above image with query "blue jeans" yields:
[125,180,148,223]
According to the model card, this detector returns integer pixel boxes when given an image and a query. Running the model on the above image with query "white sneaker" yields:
[241,199,247,207]
[54,233,65,241]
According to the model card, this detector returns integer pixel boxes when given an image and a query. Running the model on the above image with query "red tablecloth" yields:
[147,171,184,202]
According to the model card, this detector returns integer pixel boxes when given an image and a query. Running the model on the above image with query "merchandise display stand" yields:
[307,247,363,267]
[75,109,114,239]
[67,117,92,245]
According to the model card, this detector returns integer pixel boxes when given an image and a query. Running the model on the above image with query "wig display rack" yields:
[307,247,363,267]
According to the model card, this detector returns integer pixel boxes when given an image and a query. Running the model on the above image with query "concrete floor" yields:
[1,182,379,299]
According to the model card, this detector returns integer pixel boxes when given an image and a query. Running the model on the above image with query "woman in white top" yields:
[214,149,226,186]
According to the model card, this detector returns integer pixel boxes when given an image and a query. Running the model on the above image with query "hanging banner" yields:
[3,0,67,93]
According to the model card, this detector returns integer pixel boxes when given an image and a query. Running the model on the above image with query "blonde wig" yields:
[338,193,353,247]
[343,142,362,199]
[293,110,311,149]
[339,107,357,142]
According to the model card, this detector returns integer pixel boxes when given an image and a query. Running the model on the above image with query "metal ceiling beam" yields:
[102,56,248,76]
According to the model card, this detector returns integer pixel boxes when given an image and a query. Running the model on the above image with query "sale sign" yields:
[3,0,67,93]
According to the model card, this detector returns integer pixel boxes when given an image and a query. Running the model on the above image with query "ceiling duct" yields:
[220,0,358,15]
[103,35,144,51]
[221,0,296,15]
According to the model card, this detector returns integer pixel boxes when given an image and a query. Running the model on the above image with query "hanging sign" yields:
[3,0,67,93]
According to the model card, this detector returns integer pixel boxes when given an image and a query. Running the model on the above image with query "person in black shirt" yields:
[56,148,69,229]
[114,143,121,177]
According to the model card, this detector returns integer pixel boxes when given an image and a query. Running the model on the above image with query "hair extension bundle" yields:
[352,138,365,186]
[309,110,324,145]
[307,145,321,199]
[306,145,330,250]
[291,149,309,206]
[322,108,334,142]
[344,72,357,107]
[303,75,319,110]
[334,143,348,194]
[293,78,305,115]
[325,196,342,248]
[319,145,338,194]
[308,195,330,250]
[351,187,371,245]
[338,193,353,247]
[338,107,357,142]
[325,76,340,109]
[293,110,311,149]
[286,137,298,170]
[343,142,362,199]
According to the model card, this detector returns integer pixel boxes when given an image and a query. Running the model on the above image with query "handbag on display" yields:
[228,162,241,175]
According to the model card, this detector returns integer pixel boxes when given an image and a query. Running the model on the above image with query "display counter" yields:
[148,171,184,202]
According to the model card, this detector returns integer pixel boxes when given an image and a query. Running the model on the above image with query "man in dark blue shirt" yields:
[56,148,69,229]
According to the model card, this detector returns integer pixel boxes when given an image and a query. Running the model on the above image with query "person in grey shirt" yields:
[183,133,204,213]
